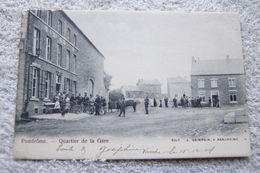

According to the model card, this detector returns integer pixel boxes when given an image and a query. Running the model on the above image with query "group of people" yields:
[52,92,221,118]
[53,91,107,117]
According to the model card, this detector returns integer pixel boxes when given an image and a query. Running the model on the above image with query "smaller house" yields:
[136,79,162,99]
[167,76,191,100]
[121,86,144,100]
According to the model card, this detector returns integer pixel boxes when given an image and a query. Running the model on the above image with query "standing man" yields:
[197,96,202,108]
[95,94,101,115]
[208,97,211,107]
[118,98,126,117]
[144,96,149,114]
[133,100,137,112]
[108,99,113,113]
[215,96,220,108]
[173,97,177,108]
[164,96,168,108]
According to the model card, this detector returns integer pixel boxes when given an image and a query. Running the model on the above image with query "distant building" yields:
[167,76,191,100]
[120,86,144,99]
[136,79,162,99]
[16,10,105,120]
[190,56,246,107]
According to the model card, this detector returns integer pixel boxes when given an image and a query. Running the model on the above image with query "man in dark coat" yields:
[208,97,211,107]
[118,98,126,117]
[108,99,113,113]
[164,96,168,108]
[144,96,149,114]
[173,97,177,108]
[153,98,157,107]
[133,100,137,112]
[95,94,101,115]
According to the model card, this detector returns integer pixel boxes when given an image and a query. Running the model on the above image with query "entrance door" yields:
[211,91,219,107]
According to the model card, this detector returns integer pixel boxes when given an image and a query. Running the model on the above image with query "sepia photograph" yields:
[13,10,250,159]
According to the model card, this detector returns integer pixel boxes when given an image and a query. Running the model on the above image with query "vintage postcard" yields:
[13,10,250,159]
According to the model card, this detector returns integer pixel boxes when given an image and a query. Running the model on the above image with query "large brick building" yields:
[16,10,105,120]
[190,56,246,107]
[167,76,190,100]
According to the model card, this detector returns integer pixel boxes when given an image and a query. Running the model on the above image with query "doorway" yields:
[211,91,219,107]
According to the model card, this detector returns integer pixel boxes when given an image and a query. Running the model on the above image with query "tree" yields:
[109,89,124,101]
[104,73,112,91]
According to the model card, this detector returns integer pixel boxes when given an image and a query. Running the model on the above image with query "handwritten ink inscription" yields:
[95,145,216,158]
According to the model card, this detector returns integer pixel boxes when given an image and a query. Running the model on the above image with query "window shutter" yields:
[28,66,33,98]
[50,73,54,100]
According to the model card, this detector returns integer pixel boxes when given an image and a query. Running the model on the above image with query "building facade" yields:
[136,79,162,99]
[120,86,145,100]
[190,57,246,107]
[16,10,105,120]
[167,76,191,100]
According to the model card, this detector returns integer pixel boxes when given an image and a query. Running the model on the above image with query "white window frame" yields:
[74,34,77,46]
[228,78,236,87]
[67,28,71,42]
[32,67,38,98]
[211,78,218,88]
[33,28,40,55]
[58,20,62,34]
[46,37,51,61]
[73,54,76,73]
[45,72,50,98]
[66,50,70,70]
[57,44,62,66]
[198,79,205,88]
[47,11,52,26]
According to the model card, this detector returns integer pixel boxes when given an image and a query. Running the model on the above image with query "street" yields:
[15,104,248,138]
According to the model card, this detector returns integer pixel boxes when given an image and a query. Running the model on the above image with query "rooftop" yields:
[137,79,162,85]
[168,76,190,83]
[121,85,143,91]
[191,57,245,75]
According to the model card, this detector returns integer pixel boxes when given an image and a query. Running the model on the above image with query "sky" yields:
[65,11,243,93]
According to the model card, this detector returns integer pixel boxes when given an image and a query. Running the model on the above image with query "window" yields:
[46,37,51,61]
[33,28,40,55]
[211,78,218,88]
[198,91,206,103]
[58,20,62,34]
[66,50,70,69]
[228,78,236,87]
[72,81,77,96]
[35,10,41,17]
[198,79,205,88]
[73,34,77,46]
[229,90,237,102]
[56,75,61,92]
[73,54,76,73]
[67,28,71,42]
[47,11,52,26]
[64,78,70,95]
[45,72,50,98]
[32,67,38,98]
[57,44,62,66]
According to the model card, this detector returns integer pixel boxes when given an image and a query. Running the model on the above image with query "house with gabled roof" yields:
[136,79,162,99]
[190,56,246,107]
[167,76,191,100]
[120,85,145,99]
